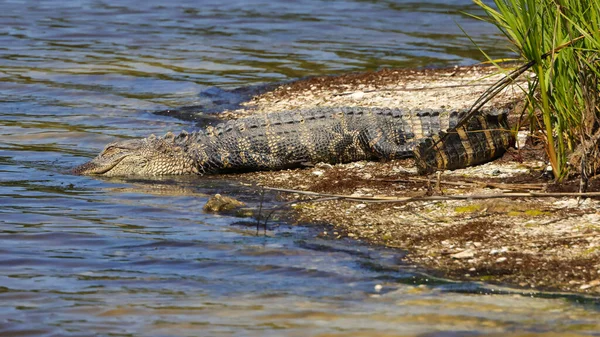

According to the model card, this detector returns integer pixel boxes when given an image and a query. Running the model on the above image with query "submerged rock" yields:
[203,194,246,213]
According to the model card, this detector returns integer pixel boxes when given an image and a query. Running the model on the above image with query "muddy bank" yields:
[212,65,600,295]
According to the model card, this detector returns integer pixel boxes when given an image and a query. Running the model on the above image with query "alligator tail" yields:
[413,109,514,175]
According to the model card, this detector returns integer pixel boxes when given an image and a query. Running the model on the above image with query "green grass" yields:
[472,0,600,181]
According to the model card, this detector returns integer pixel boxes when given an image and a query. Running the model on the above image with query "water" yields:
[1,0,599,336]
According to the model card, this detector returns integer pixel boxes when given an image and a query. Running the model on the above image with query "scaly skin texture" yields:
[414,109,514,174]
[72,107,512,177]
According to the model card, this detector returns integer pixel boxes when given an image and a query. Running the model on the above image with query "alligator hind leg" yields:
[359,128,414,160]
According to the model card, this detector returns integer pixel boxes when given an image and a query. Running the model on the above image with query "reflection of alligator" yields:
[73,107,513,176]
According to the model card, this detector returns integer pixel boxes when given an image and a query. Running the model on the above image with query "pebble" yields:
[553,199,585,208]
[312,170,324,176]
[579,279,600,290]
[583,213,600,223]
[495,257,507,263]
[515,131,528,149]
[349,162,365,169]
[315,163,334,169]
[451,249,476,259]
[490,247,508,255]
[350,91,365,100]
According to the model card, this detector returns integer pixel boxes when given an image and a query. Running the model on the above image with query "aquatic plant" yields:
[472,0,600,182]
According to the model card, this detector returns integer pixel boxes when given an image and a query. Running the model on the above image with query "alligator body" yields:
[73,107,513,176]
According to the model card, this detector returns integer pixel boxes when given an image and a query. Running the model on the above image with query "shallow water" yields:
[1,0,599,336]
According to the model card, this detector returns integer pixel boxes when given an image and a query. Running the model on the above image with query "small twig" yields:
[256,186,266,234]
[531,232,599,243]
[332,82,525,96]
[265,186,600,204]
[377,176,545,191]
[261,196,341,226]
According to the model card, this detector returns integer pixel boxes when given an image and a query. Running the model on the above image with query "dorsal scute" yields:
[173,130,189,143]
[291,112,304,123]
[279,112,300,125]
[244,117,261,129]
[303,109,320,121]
[205,125,218,136]
[415,108,433,117]
[232,120,246,132]
[373,107,387,116]
[347,107,363,116]
[163,132,175,141]
[391,108,408,118]
[187,131,206,143]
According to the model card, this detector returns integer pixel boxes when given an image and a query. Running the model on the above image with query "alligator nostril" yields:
[71,161,98,175]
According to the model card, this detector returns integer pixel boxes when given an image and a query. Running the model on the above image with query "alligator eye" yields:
[102,146,122,157]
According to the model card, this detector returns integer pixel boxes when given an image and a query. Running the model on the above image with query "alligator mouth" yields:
[71,154,128,175]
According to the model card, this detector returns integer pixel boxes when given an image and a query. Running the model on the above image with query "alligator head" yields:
[73,134,200,176]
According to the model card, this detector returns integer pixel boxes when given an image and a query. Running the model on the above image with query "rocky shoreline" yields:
[212,65,600,295]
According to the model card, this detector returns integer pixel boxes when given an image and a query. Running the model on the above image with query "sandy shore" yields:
[212,65,600,295]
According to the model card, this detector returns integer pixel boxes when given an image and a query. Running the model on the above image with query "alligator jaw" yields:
[71,137,198,176]
[72,154,128,175]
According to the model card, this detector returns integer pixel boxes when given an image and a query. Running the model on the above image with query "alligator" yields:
[72,106,514,177]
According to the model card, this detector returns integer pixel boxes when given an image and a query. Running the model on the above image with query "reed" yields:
[472,0,600,181]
